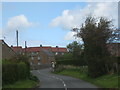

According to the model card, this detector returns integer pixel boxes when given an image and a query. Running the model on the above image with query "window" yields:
[31,57,34,60]
[38,56,41,60]
[30,62,33,65]
[23,53,25,55]
[38,62,41,65]
[62,53,64,55]
[36,52,39,54]
[55,52,58,55]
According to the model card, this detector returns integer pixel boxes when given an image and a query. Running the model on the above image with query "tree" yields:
[72,17,113,77]
[67,41,84,60]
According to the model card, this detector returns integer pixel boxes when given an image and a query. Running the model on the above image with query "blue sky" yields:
[2,2,118,47]
[2,2,87,47]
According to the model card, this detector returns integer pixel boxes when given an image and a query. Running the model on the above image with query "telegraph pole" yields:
[25,41,27,55]
[16,30,18,47]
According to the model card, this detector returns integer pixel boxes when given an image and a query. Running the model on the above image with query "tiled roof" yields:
[11,46,23,52]
[11,46,67,53]
[24,47,41,52]
[51,47,67,52]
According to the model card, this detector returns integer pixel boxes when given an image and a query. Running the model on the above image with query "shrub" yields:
[2,60,30,86]
[17,62,29,80]
[29,74,39,82]
[56,60,86,66]
[54,65,65,72]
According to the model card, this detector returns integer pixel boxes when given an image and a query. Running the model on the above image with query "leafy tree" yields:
[72,16,113,77]
[67,41,84,60]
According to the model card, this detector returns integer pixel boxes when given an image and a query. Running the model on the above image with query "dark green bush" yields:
[29,74,39,82]
[56,60,86,66]
[2,60,30,86]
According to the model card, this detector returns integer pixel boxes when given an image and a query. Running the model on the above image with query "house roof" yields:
[11,46,23,52]
[42,49,54,56]
[51,47,67,52]
[24,47,41,52]
[11,46,67,53]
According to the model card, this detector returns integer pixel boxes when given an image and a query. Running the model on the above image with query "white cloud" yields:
[64,31,76,40]
[50,2,118,41]
[50,2,118,30]
[64,31,82,41]
[6,15,33,31]
[2,15,35,46]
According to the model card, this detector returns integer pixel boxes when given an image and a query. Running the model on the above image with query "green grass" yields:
[55,69,119,88]
[3,79,38,88]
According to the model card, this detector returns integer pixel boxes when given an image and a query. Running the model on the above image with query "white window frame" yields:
[55,52,58,55]
[38,56,41,60]
[38,62,41,65]
[31,57,34,60]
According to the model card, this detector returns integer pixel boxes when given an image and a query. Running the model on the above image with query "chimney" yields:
[56,46,59,52]
[11,45,13,47]
[16,30,18,47]
[40,44,42,47]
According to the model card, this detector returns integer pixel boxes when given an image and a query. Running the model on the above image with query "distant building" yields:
[107,43,120,57]
[51,46,68,55]
[11,46,23,55]
[11,45,67,69]
[0,40,16,60]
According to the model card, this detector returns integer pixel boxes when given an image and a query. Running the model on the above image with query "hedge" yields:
[2,60,30,85]
[56,60,86,66]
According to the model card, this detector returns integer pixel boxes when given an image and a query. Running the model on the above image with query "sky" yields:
[1,1,118,47]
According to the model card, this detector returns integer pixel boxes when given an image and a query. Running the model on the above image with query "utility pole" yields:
[16,30,18,47]
[25,41,27,55]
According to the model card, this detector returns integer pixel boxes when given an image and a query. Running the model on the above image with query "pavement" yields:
[31,68,99,89]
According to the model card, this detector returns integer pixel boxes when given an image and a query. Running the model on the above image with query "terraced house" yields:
[0,40,16,60]
[11,45,68,69]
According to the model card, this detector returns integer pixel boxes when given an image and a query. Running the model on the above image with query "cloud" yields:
[64,31,76,40]
[2,14,36,46]
[50,2,118,41]
[6,14,33,31]
[64,31,82,42]
[50,2,118,30]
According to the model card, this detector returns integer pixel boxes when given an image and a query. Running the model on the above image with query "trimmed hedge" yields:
[56,60,86,66]
[2,60,30,85]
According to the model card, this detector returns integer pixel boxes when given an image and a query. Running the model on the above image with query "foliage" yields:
[55,41,86,67]
[56,59,86,66]
[2,58,30,86]
[72,16,113,77]
[67,41,84,60]
[55,53,73,61]
[56,68,118,88]
[3,79,38,88]
[29,74,39,82]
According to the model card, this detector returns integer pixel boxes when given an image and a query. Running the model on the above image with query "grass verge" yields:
[54,69,119,88]
[3,79,38,88]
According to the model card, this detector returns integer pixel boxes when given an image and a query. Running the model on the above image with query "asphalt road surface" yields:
[31,68,98,89]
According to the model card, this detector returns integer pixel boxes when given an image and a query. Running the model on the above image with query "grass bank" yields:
[54,66,119,88]
[3,79,38,88]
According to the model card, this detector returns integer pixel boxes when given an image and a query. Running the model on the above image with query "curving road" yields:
[31,68,98,89]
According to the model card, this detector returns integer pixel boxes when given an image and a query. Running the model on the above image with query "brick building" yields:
[0,40,16,60]
[11,45,67,69]
[107,43,120,57]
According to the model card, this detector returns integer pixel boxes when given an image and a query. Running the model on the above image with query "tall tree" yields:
[72,17,113,77]
[67,41,83,60]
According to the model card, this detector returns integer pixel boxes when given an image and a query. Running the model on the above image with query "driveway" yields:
[31,68,98,89]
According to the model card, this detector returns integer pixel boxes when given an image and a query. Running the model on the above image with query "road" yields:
[31,68,98,89]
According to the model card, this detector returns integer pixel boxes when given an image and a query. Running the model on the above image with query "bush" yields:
[2,60,30,86]
[29,74,39,82]
[17,62,29,80]
[54,65,65,72]
[56,59,86,66]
